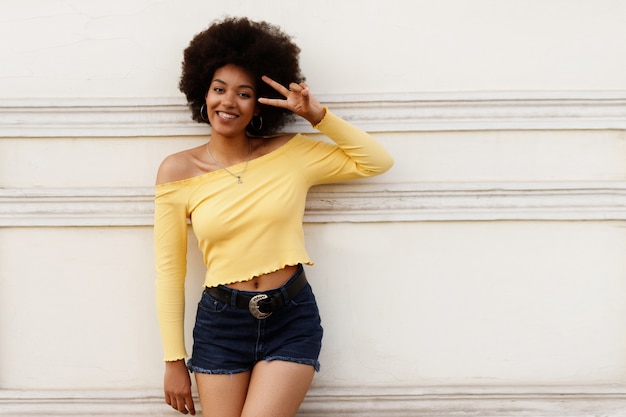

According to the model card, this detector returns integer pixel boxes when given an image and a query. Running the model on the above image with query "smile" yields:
[217,111,238,120]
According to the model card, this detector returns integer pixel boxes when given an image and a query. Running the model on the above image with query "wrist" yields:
[165,359,186,368]
[310,107,327,128]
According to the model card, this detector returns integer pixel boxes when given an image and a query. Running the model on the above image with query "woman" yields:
[154,17,393,416]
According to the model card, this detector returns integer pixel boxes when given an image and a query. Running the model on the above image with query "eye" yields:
[213,87,225,93]
[239,92,252,99]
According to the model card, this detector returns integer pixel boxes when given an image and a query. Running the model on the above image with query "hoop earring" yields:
[250,115,263,131]
[200,103,209,122]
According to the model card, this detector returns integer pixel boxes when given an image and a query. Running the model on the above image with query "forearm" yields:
[154,194,190,361]
[314,109,394,176]
[156,278,188,361]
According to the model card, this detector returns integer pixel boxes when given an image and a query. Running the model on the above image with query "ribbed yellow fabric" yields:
[154,110,393,361]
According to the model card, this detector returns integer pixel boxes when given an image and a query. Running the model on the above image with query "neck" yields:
[207,135,252,166]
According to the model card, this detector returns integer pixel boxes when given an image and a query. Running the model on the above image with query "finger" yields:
[289,82,303,92]
[176,401,189,415]
[169,398,180,413]
[298,86,311,110]
[168,395,192,415]
[258,96,288,109]
[261,75,289,96]
[186,396,196,415]
[172,398,183,414]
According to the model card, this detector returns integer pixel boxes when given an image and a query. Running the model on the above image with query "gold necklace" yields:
[205,140,252,184]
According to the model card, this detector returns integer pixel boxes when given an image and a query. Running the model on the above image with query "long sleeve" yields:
[305,109,394,184]
[154,185,190,361]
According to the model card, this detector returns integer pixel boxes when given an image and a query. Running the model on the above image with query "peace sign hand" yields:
[258,75,326,126]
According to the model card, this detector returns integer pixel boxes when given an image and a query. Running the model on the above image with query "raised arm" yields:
[259,76,394,178]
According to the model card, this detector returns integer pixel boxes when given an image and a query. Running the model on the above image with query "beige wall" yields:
[2,1,626,415]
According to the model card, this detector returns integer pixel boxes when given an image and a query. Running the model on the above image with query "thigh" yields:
[189,290,257,375]
[195,371,251,417]
[241,361,315,417]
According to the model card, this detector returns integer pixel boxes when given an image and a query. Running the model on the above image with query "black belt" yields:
[205,266,308,319]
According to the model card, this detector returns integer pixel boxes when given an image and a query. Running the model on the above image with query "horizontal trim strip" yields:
[1,91,625,137]
[1,182,626,227]
[1,385,626,416]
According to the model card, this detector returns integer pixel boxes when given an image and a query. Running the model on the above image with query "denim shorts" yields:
[187,265,323,374]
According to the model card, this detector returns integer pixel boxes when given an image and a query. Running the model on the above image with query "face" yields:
[205,64,258,137]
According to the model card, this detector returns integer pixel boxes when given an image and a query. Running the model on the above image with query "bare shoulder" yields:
[156,146,204,185]
[251,133,297,158]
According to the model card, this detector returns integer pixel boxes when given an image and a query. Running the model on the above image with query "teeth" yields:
[218,112,238,119]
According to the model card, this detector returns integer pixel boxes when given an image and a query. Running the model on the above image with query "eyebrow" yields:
[212,79,255,91]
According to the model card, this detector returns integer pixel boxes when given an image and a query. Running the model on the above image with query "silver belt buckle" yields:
[249,294,272,319]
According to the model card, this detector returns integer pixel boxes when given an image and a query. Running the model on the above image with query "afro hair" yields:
[179,17,304,136]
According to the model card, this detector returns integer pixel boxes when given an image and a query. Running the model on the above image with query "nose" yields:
[221,91,237,107]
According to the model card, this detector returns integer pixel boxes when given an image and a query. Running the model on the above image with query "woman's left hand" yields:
[258,76,326,126]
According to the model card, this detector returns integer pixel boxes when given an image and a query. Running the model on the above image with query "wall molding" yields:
[1,182,626,227]
[1,91,625,138]
[1,385,626,416]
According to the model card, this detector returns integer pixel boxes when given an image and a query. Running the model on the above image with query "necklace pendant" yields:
[205,140,251,185]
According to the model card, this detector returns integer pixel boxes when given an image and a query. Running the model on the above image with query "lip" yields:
[216,111,239,120]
